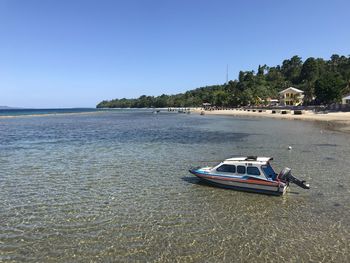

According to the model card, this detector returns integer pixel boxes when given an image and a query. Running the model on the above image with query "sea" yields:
[0,108,104,117]
[0,109,349,262]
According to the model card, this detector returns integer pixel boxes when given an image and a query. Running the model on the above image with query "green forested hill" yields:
[97,55,350,108]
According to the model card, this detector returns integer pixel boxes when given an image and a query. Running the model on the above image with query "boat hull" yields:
[190,169,287,196]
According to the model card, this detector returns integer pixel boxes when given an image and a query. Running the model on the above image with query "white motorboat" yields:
[189,156,309,195]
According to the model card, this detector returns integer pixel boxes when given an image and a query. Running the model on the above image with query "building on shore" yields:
[266,97,279,106]
[202,102,211,110]
[342,94,350,105]
[279,87,304,106]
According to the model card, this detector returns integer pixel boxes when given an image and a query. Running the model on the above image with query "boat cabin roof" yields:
[223,156,272,165]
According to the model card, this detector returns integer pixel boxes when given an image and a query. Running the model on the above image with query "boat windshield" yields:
[261,163,277,180]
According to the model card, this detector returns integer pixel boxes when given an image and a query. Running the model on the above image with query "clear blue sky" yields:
[0,0,349,108]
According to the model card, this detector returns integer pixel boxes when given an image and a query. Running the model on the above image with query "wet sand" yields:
[192,108,350,133]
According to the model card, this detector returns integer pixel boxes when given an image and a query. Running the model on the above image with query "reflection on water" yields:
[0,111,349,262]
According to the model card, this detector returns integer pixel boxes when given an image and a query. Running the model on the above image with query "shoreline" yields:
[2,107,350,134]
[192,108,350,134]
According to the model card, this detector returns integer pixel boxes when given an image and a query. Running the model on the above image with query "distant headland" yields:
[0,106,19,109]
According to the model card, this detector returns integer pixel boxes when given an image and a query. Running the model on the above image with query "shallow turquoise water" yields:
[0,110,349,262]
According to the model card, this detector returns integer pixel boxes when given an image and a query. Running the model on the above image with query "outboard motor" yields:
[278,167,310,189]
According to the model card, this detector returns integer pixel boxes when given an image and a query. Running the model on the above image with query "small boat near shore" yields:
[189,156,309,195]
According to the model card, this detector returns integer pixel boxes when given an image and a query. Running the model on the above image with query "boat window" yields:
[261,164,277,179]
[216,164,236,173]
[237,165,246,174]
[247,166,261,176]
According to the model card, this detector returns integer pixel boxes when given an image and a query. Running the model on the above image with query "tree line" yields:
[97,54,350,108]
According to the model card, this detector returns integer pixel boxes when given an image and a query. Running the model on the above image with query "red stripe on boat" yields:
[195,173,280,186]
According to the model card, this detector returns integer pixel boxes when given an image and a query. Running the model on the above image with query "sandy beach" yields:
[192,108,350,133]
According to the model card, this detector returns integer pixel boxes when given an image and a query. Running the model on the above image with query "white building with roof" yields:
[279,87,304,106]
[342,94,350,104]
